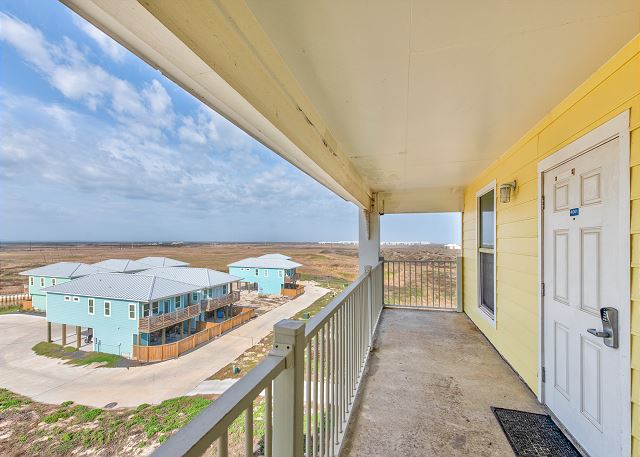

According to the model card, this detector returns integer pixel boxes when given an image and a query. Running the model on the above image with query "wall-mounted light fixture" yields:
[499,181,517,203]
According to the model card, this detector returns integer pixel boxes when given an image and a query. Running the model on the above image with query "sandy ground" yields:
[0,283,328,408]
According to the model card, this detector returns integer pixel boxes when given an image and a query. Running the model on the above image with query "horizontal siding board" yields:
[498,219,538,239]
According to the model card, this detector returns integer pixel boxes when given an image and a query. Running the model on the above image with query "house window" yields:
[255,269,259,276]
[176,295,181,308]
[191,292,198,301]
[128,303,136,320]
[477,183,496,319]
[143,303,150,317]
[29,277,34,286]
[64,296,71,302]
[72,297,80,302]
[164,300,170,312]
[104,301,111,317]
[278,270,283,278]
[264,270,268,277]
[52,278,56,286]
[88,298,94,315]
[223,285,228,294]
[40,278,45,287]
[152,301,159,315]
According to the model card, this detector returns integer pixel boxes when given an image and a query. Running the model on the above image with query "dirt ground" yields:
[0,242,459,294]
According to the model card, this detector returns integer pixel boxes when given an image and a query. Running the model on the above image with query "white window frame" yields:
[104,301,111,317]
[191,292,198,301]
[264,270,269,277]
[29,276,34,286]
[255,269,259,276]
[175,295,181,308]
[128,303,136,320]
[88,298,95,315]
[72,296,80,302]
[64,296,71,302]
[278,270,284,278]
[51,278,56,286]
[152,301,159,315]
[476,180,497,327]
[40,277,45,287]
[164,300,170,312]
[143,303,150,317]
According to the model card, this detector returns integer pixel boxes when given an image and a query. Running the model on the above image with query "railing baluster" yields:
[217,430,228,457]
[313,334,319,457]
[265,384,272,457]
[319,325,325,457]
[245,405,253,457]
[306,341,312,457]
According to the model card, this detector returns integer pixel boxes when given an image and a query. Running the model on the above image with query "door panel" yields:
[543,138,624,457]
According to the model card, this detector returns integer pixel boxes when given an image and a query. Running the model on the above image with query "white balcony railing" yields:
[200,290,240,312]
[152,261,384,457]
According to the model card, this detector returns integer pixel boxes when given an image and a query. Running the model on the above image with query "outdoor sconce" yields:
[499,181,517,203]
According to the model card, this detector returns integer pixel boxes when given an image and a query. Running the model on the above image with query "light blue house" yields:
[228,254,302,295]
[41,266,240,357]
[19,262,111,311]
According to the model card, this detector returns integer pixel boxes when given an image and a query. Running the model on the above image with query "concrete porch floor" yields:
[342,309,544,456]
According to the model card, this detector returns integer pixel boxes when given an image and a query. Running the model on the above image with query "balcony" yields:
[138,302,202,333]
[201,291,240,313]
[284,273,300,284]
[151,260,536,457]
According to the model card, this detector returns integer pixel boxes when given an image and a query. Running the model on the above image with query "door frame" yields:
[536,110,630,455]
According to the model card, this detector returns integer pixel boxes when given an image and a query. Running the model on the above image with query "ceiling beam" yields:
[62,0,371,208]
[377,187,464,214]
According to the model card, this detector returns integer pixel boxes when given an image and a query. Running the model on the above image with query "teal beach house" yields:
[19,262,111,311]
[228,254,302,295]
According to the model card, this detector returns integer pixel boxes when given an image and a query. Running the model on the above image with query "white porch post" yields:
[358,208,380,273]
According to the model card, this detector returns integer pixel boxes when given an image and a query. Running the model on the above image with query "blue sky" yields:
[0,1,460,244]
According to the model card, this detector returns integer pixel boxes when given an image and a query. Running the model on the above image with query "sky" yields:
[0,1,461,244]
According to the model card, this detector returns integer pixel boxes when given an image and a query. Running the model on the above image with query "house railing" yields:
[139,302,203,333]
[383,258,462,311]
[133,308,256,362]
[200,291,240,312]
[152,261,384,457]
[284,273,300,283]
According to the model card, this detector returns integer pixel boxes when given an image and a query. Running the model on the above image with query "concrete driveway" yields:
[0,283,329,408]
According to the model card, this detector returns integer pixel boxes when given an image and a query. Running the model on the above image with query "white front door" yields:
[542,137,627,457]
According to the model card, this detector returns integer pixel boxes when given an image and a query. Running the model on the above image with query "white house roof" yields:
[258,253,292,260]
[139,267,240,288]
[92,259,152,273]
[42,273,199,302]
[19,262,110,279]
[228,257,302,269]
[137,256,189,267]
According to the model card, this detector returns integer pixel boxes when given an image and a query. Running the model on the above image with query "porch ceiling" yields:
[63,0,639,212]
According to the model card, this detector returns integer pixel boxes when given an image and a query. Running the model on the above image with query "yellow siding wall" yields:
[462,34,640,454]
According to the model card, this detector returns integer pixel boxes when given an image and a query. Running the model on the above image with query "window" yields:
[264,270,268,277]
[40,278,45,287]
[88,298,94,315]
[164,300,170,312]
[255,269,259,276]
[477,182,496,320]
[128,303,136,320]
[104,301,111,317]
[278,270,284,278]
[223,285,228,294]
[29,277,34,286]
[72,296,80,302]
[64,296,71,302]
[52,278,56,286]
[152,301,159,315]
[143,303,150,317]
[191,292,198,301]
[175,295,181,308]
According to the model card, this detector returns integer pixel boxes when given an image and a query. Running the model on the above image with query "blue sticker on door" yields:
[570,208,579,217]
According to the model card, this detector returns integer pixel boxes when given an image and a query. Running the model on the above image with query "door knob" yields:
[587,328,610,338]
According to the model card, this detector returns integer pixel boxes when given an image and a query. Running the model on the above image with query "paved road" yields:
[0,283,329,408]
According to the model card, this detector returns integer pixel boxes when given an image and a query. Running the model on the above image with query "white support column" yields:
[358,208,380,273]
[271,319,305,457]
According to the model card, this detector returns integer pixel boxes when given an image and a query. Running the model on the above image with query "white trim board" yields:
[536,110,631,457]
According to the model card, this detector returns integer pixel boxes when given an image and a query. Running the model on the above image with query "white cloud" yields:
[72,15,127,62]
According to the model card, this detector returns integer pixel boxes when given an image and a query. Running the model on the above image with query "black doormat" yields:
[491,407,581,457]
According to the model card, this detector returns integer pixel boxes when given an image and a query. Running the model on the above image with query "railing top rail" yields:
[305,260,382,340]
[383,258,456,263]
[152,353,286,457]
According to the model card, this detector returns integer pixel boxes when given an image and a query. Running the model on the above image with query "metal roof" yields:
[139,267,241,288]
[227,257,302,269]
[92,259,152,273]
[258,253,291,260]
[42,273,199,302]
[137,257,189,267]
[19,262,111,278]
